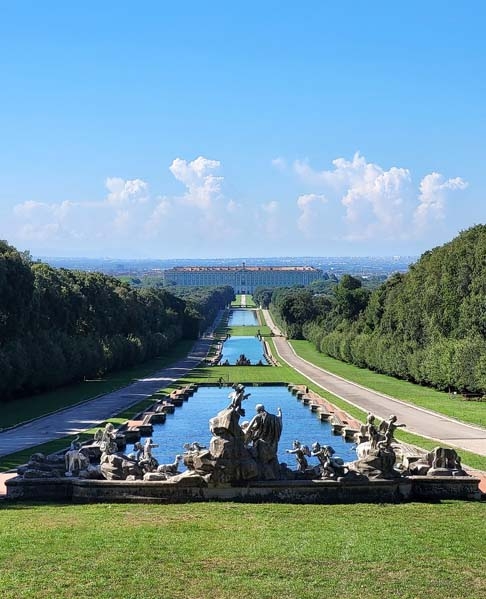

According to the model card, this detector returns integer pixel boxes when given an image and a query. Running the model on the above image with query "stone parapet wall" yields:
[6,475,481,504]
[6,477,73,501]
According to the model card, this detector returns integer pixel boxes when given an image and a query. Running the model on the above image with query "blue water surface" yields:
[220,336,266,365]
[138,386,357,471]
[228,309,259,326]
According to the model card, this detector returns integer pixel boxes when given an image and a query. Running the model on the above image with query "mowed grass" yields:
[290,340,486,429]
[0,339,195,430]
[231,294,257,307]
[0,501,484,599]
[242,294,257,307]
[226,325,271,337]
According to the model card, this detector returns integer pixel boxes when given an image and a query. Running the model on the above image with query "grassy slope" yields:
[0,502,484,599]
[0,339,194,430]
[290,340,486,429]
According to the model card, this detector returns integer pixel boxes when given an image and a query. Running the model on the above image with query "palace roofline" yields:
[165,265,320,272]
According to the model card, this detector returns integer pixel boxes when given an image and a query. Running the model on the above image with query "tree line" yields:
[259,225,486,394]
[0,241,233,400]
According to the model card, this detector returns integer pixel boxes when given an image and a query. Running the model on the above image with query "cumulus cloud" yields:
[113,209,130,231]
[104,178,152,235]
[12,179,152,244]
[146,196,171,234]
[297,193,328,236]
[11,156,230,253]
[169,156,223,210]
[12,199,86,242]
[292,152,466,241]
[9,151,469,257]
[105,177,148,206]
[13,200,47,218]
[414,172,468,229]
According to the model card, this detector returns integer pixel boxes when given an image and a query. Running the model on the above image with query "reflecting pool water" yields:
[220,336,266,364]
[228,309,259,326]
[140,386,357,470]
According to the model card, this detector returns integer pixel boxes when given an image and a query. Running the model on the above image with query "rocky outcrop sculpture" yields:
[178,390,284,483]
[189,406,260,482]
[351,443,400,479]
[17,453,65,479]
[406,446,468,477]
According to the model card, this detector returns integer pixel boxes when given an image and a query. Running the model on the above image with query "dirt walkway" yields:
[262,310,486,457]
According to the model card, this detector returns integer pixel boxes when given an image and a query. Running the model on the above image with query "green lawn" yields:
[231,294,243,306]
[0,501,484,599]
[290,340,486,429]
[243,294,257,307]
[231,294,257,307]
[226,325,271,337]
[0,339,195,430]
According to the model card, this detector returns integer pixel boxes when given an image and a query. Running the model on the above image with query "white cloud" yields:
[17,222,60,241]
[297,193,328,236]
[226,199,240,213]
[9,151,469,257]
[113,209,130,231]
[13,200,46,217]
[169,156,223,210]
[105,177,148,206]
[145,197,174,236]
[414,172,468,229]
[10,157,230,253]
[341,165,412,240]
[292,152,466,241]
[12,200,84,242]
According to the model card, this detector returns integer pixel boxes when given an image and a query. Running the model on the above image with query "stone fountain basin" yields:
[6,475,481,503]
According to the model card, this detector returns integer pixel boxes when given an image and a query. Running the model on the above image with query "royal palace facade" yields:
[163,265,323,293]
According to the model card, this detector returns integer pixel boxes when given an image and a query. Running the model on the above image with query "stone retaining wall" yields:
[6,475,481,504]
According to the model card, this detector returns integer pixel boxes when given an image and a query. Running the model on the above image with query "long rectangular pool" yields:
[220,335,266,365]
[228,309,259,326]
[140,386,357,470]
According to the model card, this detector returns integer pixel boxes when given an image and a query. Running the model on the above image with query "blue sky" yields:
[1,1,485,258]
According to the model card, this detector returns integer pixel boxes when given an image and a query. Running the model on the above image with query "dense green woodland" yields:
[264,225,486,394]
[0,240,233,400]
